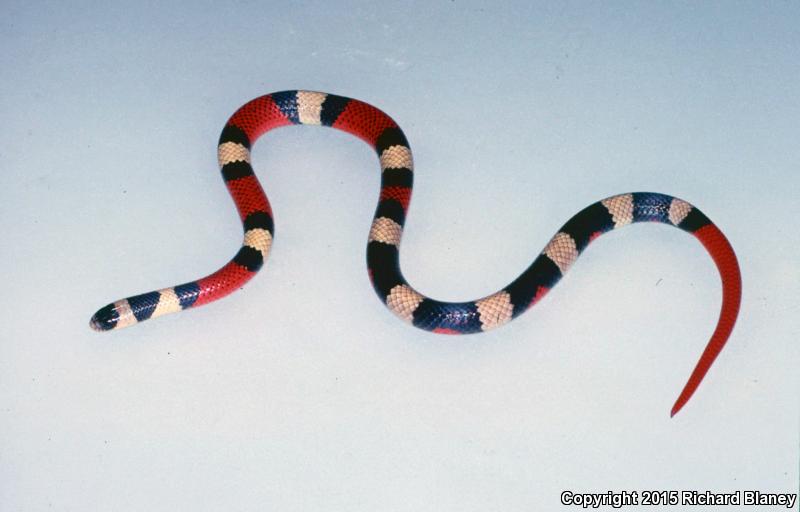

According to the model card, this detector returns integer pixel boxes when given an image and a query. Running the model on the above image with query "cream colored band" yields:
[218,142,251,167]
[602,194,634,228]
[386,284,424,323]
[296,91,327,125]
[475,291,513,331]
[368,217,402,246]
[668,198,692,225]
[244,228,273,258]
[544,232,579,275]
[112,299,138,329]
[380,145,413,171]
[151,288,182,318]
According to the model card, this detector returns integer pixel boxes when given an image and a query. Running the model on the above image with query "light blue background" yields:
[1,1,797,510]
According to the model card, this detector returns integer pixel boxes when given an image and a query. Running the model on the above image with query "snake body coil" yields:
[91,91,742,416]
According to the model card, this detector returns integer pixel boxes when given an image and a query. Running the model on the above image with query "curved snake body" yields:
[91,91,742,416]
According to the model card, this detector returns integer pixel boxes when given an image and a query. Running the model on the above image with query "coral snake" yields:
[91,90,742,416]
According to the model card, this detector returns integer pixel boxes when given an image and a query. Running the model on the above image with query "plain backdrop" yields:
[1,1,798,510]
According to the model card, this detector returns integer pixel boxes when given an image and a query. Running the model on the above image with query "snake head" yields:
[89,303,120,331]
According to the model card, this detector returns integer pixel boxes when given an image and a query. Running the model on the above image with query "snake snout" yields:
[89,303,118,331]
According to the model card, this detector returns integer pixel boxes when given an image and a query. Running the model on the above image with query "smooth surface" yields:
[1,1,798,510]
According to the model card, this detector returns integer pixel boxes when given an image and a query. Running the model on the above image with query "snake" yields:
[90,90,742,416]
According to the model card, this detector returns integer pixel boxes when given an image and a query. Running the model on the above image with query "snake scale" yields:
[91,90,742,416]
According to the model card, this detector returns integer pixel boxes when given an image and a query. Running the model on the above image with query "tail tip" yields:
[670,396,688,418]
